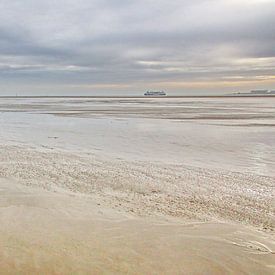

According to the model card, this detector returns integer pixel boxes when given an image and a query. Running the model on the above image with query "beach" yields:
[0,97,274,274]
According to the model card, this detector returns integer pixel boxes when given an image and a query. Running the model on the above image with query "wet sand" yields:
[1,97,275,175]
[1,178,274,274]
[0,97,275,274]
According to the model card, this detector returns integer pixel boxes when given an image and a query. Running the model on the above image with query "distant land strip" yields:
[1,95,275,99]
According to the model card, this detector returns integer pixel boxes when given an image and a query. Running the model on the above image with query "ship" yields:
[144,90,166,96]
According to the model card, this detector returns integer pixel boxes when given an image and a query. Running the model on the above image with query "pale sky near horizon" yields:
[0,0,275,95]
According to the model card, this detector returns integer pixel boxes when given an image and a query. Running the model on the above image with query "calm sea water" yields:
[1,97,275,176]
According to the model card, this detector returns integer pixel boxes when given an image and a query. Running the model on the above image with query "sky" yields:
[0,0,275,95]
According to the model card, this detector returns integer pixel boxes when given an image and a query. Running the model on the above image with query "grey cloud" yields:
[0,0,275,93]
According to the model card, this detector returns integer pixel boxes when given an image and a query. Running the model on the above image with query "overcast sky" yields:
[0,0,275,95]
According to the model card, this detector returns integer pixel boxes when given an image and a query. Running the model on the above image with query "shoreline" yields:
[1,95,275,99]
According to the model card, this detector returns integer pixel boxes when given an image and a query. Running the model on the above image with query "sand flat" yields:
[1,97,275,176]
[1,178,274,275]
[0,97,275,274]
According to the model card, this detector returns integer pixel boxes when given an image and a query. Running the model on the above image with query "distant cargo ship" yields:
[144,91,166,96]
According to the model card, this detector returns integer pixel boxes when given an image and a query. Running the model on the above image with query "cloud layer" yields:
[0,0,275,94]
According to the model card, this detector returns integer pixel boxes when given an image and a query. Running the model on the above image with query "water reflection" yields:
[0,97,275,176]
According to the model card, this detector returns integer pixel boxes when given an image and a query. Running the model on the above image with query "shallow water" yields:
[1,97,275,176]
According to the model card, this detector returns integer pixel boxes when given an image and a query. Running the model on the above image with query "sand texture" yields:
[0,97,275,274]
[0,146,274,274]
[1,178,275,275]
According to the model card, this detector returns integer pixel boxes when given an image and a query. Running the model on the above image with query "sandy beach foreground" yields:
[0,97,274,274]
[0,177,274,274]
[0,145,274,274]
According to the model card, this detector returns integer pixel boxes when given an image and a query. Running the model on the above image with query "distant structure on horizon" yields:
[234,90,275,96]
[250,90,269,95]
[144,90,166,96]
